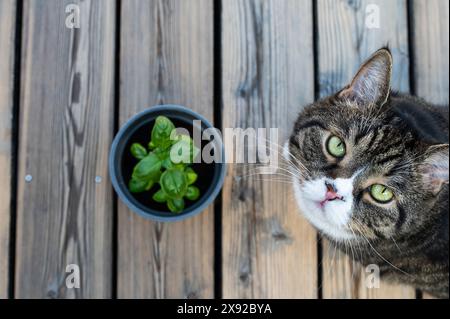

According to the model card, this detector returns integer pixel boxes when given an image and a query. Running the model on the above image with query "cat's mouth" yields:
[292,178,357,242]
[318,188,345,208]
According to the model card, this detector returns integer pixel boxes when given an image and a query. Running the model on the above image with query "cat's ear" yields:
[418,144,449,196]
[338,48,393,107]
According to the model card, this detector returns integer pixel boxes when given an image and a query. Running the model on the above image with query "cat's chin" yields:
[292,180,356,242]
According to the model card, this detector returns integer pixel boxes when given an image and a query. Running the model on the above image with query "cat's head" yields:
[285,48,449,243]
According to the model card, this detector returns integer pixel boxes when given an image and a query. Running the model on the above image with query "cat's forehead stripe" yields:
[296,119,327,132]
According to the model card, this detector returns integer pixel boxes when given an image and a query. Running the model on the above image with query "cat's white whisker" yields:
[352,219,412,277]
[257,136,312,176]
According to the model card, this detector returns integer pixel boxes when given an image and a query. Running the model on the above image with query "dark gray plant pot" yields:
[109,105,226,222]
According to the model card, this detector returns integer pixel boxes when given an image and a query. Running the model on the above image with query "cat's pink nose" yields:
[319,182,344,208]
[325,190,341,201]
[324,181,344,202]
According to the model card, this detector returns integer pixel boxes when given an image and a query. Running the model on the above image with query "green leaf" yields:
[132,153,161,181]
[151,116,176,149]
[169,135,200,164]
[174,163,187,170]
[162,157,173,169]
[154,147,170,161]
[130,143,148,160]
[185,167,198,185]
[167,198,185,213]
[145,179,155,191]
[160,169,188,199]
[185,186,200,201]
[128,178,148,193]
[152,189,168,203]
[162,159,186,171]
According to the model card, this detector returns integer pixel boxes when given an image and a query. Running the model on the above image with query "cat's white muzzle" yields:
[293,177,356,241]
[283,141,357,241]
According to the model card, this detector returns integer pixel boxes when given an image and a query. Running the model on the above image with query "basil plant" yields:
[128,116,201,213]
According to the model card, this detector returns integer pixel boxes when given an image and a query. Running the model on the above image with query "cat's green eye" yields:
[326,135,346,158]
[369,184,394,203]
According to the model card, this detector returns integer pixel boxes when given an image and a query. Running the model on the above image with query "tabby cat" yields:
[285,48,449,298]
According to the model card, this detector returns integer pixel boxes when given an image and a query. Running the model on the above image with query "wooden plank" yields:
[322,246,416,298]
[222,0,317,298]
[117,0,214,298]
[412,0,449,300]
[0,0,16,299]
[422,292,437,299]
[15,0,115,298]
[317,0,415,299]
[412,0,449,105]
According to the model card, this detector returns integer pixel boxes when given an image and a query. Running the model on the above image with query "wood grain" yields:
[422,292,437,299]
[0,0,16,299]
[322,245,415,299]
[117,0,214,298]
[412,0,449,300]
[15,0,115,298]
[412,0,449,105]
[222,0,317,298]
[317,0,415,299]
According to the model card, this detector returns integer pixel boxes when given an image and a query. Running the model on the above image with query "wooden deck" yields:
[0,0,448,299]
